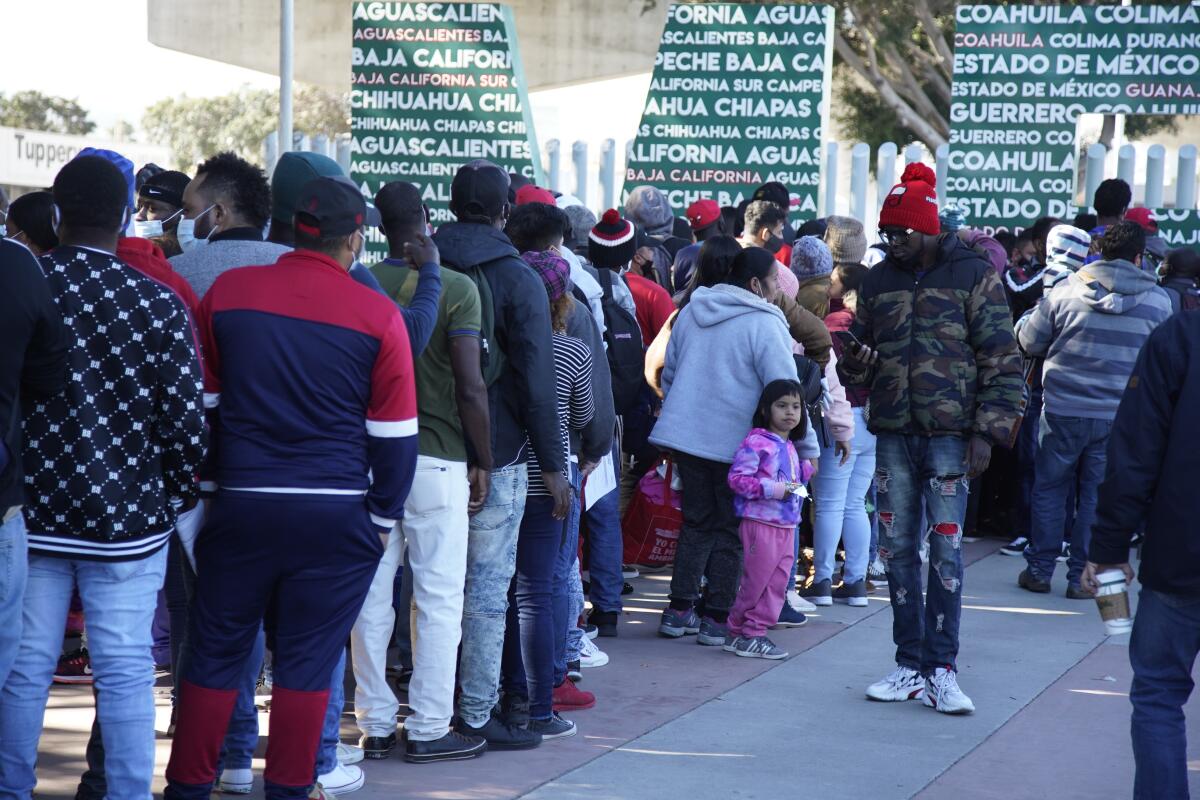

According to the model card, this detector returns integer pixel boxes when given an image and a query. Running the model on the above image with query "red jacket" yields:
[625,272,675,346]
[117,237,200,317]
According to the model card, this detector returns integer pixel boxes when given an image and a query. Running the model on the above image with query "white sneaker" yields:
[867,557,886,581]
[923,667,975,715]
[919,536,930,564]
[865,665,926,702]
[219,768,253,794]
[336,742,364,765]
[786,589,817,613]
[317,763,364,795]
[579,636,609,668]
[621,565,640,579]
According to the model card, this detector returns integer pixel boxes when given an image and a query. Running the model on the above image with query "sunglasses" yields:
[879,227,916,245]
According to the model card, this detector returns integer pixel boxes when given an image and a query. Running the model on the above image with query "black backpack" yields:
[597,268,646,415]
[447,261,506,387]
[793,353,830,448]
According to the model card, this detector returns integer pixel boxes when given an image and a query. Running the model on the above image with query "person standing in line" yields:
[840,163,1022,715]
[1084,310,1200,800]
[351,181,492,764]
[0,156,205,800]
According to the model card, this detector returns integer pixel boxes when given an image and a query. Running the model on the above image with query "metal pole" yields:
[279,0,294,154]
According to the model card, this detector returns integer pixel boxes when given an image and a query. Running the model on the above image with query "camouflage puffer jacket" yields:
[846,234,1023,445]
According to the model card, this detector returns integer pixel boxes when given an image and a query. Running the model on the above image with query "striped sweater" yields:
[1018,258,1173,420]
[526,332,594,497]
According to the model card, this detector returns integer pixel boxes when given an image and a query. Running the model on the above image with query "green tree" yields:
[0,90,95,135]
[142,84,349,171]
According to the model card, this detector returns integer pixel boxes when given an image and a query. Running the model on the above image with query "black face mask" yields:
[764,233,785,255]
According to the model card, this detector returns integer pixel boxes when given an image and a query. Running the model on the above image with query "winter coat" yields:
[728,428,814,527]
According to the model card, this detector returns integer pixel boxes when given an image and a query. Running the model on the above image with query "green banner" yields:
[947,4,1200,241]
[350,1,541,261]
[623,2,833,221]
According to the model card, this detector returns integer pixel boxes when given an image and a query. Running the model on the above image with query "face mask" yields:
[177,205,215,253]
[764,233,784,255]
[133,208,182,239]
[353,230,366,263]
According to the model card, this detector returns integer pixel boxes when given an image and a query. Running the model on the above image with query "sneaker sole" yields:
[998,548,1025,557]
[922,694,974,715]
[320,778,365,795]
[622,569,640,579]
[771,619,808,628]
[567,672,583,682]
[734,649,788,660]
[470,737,541,751]
[219,785,253,795]
[866,687,925,702]
[804,596,833,607]
[534,725,578,740]
[52,676,95,684]
[404,742,487,763]
[362,750,392,760]
[697,634,726,646]
[658,625,699,638]
[585,628,599,640]
[580,657,609,668]
[834,597,869,607]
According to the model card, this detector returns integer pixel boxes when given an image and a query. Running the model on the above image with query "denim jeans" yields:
[1014,389,1043,538]
[314,649,346,778]
[501,496,563,720]
[555,466,583,685]
[670,452,742,615]
[874,434,969,674]
[1025,413,1111,587]
[812,407,877,585]
[0,547,167,800]
[0,512,27,692]
[583,438,623,613]
[457,465,527,728]
[1129,587,1200,800]
[216,630,265,773]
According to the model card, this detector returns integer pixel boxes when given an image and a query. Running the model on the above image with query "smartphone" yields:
[832,330,862,352]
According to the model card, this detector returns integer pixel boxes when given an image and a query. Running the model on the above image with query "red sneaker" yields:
[552,680,595,711]
[54,647,94,684]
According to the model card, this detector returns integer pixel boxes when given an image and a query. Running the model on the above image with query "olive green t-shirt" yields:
[372,261,482,462]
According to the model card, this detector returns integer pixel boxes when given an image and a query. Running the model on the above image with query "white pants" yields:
[350,456,469,741]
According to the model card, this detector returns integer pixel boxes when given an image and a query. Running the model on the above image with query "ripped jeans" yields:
[874,433,969,675]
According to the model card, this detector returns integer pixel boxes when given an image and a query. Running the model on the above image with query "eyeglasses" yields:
[879,228,915,245]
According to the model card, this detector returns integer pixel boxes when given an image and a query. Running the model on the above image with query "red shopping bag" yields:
[621,459,682,567]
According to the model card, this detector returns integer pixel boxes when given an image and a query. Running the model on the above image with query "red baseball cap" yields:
[1125,206,1157,233]
[686,199,720,231]
[515,184,556,206]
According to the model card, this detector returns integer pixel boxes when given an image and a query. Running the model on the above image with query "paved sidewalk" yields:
[31,543,1200,799]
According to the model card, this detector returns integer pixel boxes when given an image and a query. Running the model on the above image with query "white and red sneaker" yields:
[865,665,925,702]
[923,667,975,715]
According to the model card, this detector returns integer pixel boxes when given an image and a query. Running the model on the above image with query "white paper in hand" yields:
[584,453,617,511]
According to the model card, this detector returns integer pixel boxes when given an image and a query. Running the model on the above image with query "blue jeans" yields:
[556,466,583,684]
[1129,588,1200,800]
[812,407,877,585]
[457,465,527,728]
[501,496,562,720]
[583,438,623,614]
[875,434,969,674]
[0,548,167,800]
[1025,413,1111,586]
[314,649,346,777]
[1014,389,1043,538]
[215,630,265,773]
[0,513,27,692]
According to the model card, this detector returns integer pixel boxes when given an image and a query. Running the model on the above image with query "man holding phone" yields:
[838,164,1022,715]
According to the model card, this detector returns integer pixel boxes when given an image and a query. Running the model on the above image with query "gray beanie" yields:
[624,185,674,236]
[824,215,868,265]
[563,205,598,251]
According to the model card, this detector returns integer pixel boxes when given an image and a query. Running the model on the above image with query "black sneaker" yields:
[498,693,530,728]
[589,610,618,638]
[359,732,396,759]
[387,666,413,691]
[833,580,869,608]
[453,716,541,750]
[621,582,634,596]
[1018,569,1051,594]
[1000,536,1029,556]
[404,730,487,764]
[526,712,577,740]
[567,660,582,682]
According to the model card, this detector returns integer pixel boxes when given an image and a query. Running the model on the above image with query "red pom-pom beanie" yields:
[588,209,636,269]
[879,162,940,236]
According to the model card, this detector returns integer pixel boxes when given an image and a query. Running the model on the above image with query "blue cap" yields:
[76,148,135,210]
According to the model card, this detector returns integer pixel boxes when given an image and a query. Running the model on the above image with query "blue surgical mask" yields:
[177,205,215,252]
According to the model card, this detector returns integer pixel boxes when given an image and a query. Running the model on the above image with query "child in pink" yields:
[726,380,815,659]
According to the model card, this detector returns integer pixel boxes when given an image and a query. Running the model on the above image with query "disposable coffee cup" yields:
[1095,569,1133,635]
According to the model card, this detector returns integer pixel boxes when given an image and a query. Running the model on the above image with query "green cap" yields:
[271,151,344,223]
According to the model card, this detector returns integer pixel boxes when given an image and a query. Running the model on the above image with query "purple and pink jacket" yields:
[727,428,815,527]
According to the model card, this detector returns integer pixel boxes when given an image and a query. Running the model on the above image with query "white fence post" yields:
[335,136,351,175]
[264,131,279,172]
[849,143,869,225]
[823,140,839,217]
[572,140,588,209]
[545,139,561,192]
[903,142,924,165]
[1177,144,1198,210]
[935,144,950,209]
[876,142,898,216]
[1117,144,1136,189]
[600,139,617,211]
[1145,144,1166,209]
[1084,143,1108,210]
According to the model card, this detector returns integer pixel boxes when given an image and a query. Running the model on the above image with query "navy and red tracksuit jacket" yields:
[195,249,418,527]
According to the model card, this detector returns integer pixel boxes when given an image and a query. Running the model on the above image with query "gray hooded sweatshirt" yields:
[651,284,819,463]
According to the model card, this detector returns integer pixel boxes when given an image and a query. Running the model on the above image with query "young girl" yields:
[726,380,816,659]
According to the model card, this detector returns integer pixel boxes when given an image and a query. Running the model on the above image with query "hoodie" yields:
[728,428,815,527]
[1019,258,1173,420]
[652,284,819,464]
[433,222,564,473]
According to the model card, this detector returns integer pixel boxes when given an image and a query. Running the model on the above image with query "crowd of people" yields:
[0,143,1197,800]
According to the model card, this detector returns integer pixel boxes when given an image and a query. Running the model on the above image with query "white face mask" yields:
[133,208,182,240]
[177,205,215,252]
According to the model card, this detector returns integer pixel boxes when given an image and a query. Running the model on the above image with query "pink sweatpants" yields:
[728,519,795,638]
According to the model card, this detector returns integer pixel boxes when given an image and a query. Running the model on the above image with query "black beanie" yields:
[588,209,636,269]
